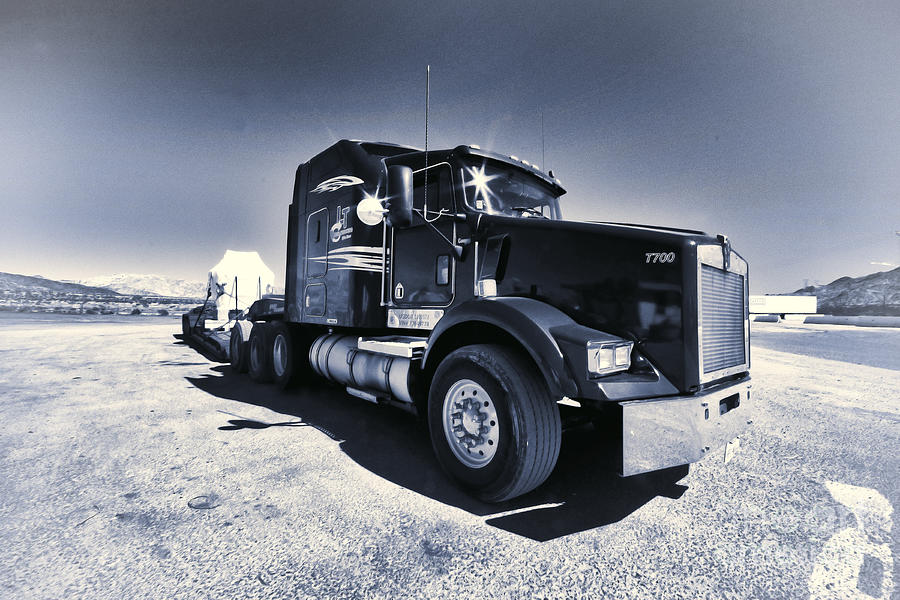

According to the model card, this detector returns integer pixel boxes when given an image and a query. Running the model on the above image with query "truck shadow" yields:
[186,365,689,542]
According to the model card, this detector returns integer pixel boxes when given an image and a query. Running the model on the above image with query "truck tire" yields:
[248,322,273,383]
[181,313,191,337]
[427,344,561,503]
[229,321,253,374]
[270,322,303,389]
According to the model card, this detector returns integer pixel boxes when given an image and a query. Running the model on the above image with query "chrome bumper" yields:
[620,379,751,476]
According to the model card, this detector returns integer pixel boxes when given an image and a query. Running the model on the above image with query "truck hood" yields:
[478,214,720,246]
[475,214,722,392]
[585,221,707,237]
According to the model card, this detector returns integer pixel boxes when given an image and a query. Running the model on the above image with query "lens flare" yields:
[466,164,499,206]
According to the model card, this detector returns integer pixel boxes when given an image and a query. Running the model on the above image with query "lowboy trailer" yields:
[220,139,751,502]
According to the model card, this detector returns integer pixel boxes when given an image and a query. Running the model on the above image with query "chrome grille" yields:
[700,265,746,374]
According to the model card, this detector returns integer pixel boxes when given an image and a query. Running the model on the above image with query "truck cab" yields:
[234,139,751,502]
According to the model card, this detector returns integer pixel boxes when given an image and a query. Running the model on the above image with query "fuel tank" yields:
[308,334,415,404]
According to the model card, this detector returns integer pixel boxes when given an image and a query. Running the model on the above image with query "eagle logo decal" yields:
[311,175,364,194]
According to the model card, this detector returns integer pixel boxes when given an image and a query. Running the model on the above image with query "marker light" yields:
[356,192,387,226]
[586,340,633,377]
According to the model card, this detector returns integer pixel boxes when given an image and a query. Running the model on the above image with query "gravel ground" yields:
[0,317,897,599]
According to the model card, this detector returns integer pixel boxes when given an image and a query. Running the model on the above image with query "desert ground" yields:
[0,315,897,599]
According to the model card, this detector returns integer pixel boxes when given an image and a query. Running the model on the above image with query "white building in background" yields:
[749,294,818,317]
[207,250,276,323]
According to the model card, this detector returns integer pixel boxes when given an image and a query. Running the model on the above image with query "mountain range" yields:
[0,271,205,301]
[793,267,900,316]
[0,272,121,297]
[75,274,206,299]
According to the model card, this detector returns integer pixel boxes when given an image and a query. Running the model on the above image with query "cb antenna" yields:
[541,110,545,171]
[424,65,430,214]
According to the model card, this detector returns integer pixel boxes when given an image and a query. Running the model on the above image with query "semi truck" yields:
[216,139,751,503]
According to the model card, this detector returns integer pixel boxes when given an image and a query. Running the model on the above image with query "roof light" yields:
[522,160,531,166]
[509,155,519,161]
[469,144,481,149]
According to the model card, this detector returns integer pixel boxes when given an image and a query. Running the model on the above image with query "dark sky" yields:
[2,1,898,293]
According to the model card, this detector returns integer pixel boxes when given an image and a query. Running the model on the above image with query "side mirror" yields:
[386,165,413,228]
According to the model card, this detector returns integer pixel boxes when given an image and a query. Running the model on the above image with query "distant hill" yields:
[0,272,121,297]
[76,274,206,299]
[0,271,205,303]
[793,267,900,316]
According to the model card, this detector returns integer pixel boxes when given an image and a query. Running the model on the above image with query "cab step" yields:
[357,336,427,359]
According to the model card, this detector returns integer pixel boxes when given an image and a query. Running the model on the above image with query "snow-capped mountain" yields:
[77,274,206,299]
[0,272,121,296]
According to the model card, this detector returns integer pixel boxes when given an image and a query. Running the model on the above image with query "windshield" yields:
[460,159,562,220]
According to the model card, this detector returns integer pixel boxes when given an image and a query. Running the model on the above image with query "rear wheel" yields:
[270,322,305,389]
[248,322,273,383]
[229,321,252,374]
[181,313,191,337]
[427,344,561,503]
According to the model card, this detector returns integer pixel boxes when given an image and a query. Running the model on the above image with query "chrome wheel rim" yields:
[442,379,499,468]
[273,334,287,377]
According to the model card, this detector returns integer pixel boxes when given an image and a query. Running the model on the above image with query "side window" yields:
[412,165,453,222]
[306,208,328,278]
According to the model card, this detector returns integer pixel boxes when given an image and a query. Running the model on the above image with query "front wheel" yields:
[427,344,561,503]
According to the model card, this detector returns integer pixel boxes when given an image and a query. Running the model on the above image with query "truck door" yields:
[390,163,455,307]
[303,207,329,317]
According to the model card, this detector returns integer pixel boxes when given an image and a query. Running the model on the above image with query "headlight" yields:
[586,340,633,377]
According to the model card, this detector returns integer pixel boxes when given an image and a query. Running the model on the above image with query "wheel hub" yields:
[442,379,499,468]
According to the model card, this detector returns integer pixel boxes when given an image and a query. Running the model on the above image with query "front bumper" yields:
[619,378,751,476]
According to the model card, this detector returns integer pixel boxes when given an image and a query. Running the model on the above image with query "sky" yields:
[1,0,898,294]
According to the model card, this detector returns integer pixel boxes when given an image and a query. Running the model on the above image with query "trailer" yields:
[179,250,278,361]
[201,139,752,502]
